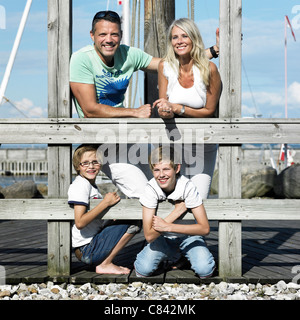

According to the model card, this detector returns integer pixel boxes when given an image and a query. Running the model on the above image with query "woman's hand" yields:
[153,98,174,119]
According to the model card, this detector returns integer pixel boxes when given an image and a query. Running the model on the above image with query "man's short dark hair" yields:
[91,10,121,34]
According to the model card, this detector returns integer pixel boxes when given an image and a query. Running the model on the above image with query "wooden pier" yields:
[0,0,300,284]
[1,219,300,284]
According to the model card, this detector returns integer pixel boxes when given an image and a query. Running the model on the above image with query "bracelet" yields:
[210,46,219,58]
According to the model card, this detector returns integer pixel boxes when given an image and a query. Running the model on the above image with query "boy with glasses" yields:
[68,144,139,274]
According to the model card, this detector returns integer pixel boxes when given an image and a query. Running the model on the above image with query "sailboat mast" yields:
[122,0,130,46]
[0,0,32,105]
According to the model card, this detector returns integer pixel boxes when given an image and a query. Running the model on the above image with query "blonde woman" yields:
[153,18,221,199]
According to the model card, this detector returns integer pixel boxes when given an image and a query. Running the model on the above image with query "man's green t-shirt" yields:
[70,44,152,118]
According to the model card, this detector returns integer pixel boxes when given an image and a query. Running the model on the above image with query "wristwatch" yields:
[179,105,185,116]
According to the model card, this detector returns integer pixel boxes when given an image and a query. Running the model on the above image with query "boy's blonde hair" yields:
[72,145,103,174]
[149,146,180,171]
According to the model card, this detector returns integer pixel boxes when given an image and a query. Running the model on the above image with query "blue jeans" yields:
[79,224,130,266]
[134,235,215,278]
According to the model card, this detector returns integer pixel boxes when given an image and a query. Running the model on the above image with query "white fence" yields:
[0,160,48,175]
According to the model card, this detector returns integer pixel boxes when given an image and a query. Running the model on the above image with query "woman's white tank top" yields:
[163,62,207,109]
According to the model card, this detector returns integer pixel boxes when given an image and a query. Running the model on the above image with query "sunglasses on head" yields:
[93,10,121,23]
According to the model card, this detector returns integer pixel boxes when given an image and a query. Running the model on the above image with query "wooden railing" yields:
[1,118,299,279]
[0,0,299,280]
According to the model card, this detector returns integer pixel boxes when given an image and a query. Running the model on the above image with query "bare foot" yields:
[95,263,131,274]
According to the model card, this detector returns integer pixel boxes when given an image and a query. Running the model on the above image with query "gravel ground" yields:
[1,280,300,300]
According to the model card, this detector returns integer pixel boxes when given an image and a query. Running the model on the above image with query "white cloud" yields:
[242,81,300,118]
[242,104,257,117]
[243,81,300,106]
[288,81,300,105]
[14,98,44,118]
[2,98,45,118]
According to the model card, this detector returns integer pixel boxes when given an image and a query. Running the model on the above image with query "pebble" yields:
[0,281,300,300]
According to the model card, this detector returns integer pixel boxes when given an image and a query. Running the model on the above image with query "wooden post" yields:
[47,0,72,277]
[144,0,175,104]
[218,0,242,278]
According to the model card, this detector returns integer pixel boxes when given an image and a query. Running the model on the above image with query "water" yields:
[0,174,48,188]
[0,174,110,189]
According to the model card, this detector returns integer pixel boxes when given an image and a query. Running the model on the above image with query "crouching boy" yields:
[68,145,139,274]
[134,146,215,278]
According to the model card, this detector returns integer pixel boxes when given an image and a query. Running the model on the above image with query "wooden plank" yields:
[0,198,300,220]
[218,146,242,277]
[47,0,72,277]
[165,269,200,284]
[144,0,175,104]
[0,118,300,144]
[1,220,299,283]
[218,0,243,278]
[219,221,242,277]
[48,0,72,118]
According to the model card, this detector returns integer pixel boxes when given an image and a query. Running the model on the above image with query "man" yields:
[70,10,160,119]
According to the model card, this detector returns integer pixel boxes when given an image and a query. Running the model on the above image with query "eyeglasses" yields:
[80,161,101,167]
[93,10,121,23]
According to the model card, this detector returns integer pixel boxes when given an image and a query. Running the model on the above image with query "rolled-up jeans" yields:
[134,235,215,278]
[79,224,130,266]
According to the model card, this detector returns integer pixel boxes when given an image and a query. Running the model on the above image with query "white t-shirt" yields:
[139,175,203,238]
[68,175,112,248]
[163,62,207,109]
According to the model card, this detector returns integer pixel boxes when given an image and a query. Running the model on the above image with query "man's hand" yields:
[134,104,152,118]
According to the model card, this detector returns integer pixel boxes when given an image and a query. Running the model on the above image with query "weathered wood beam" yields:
[0,118,299,144]
[144,0,175,104]
[47,0,72,277]
[218,0,243,278]
[0,198,299,220]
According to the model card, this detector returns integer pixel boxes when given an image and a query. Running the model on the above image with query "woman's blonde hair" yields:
[164,18,210,87]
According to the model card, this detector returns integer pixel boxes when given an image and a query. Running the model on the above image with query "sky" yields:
[0,0,299,119]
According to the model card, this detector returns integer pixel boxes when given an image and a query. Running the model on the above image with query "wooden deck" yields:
[1,219,299,285]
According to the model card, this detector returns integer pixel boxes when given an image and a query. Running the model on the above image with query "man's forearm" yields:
[83,103,138,118]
